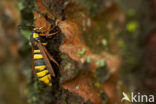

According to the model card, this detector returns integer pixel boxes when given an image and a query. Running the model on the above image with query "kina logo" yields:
[121,92,155,103]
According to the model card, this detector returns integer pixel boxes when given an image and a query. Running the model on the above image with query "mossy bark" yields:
[2,0,155,104]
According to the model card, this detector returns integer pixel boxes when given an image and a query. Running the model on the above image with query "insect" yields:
[30,27,60,86]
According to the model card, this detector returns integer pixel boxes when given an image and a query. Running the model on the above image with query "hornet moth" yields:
[30,25,61,86]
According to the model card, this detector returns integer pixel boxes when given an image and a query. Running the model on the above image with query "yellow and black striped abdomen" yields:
[33,49,52,86]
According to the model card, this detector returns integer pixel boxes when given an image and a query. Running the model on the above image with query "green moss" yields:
[86,56,91,63]
[82,20,110,53]
[18,2,24,10]
[127,57,137,66]
[64,63,73,71]
[19,0,35,26]
[78,48,86,57]
[127,9,136,16]
[96,59,105,67]
[118,39,127,54]
[34,16,37,20]
[102,39,107,46]
[32,96,37,102]
[20,29,31,40]
[126,21,139,32]
[95,82,101,88]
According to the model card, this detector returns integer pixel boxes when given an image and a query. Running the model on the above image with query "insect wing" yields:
[37,41,55,77]
[32,46,36,74]
[44,47,61,71]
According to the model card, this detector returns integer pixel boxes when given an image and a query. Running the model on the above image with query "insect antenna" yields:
[18,25,35,31]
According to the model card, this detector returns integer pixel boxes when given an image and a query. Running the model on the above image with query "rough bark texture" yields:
[0,0,156,104]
